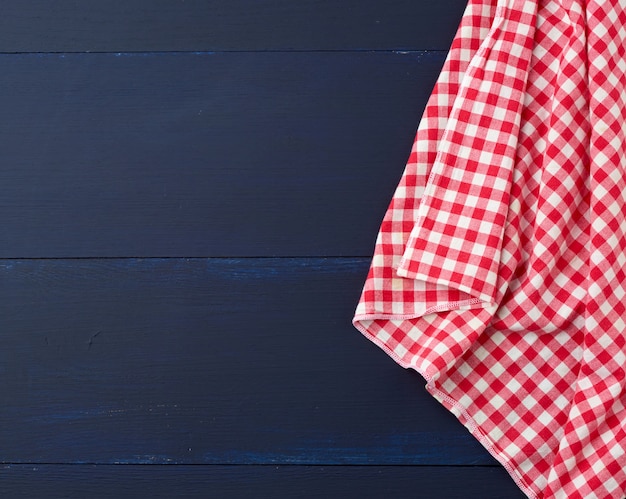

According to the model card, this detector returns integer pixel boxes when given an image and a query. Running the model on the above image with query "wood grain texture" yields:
[0,51,444,258]
[0,257,497,466]
[0,0,465,52]
[0,465,527,498]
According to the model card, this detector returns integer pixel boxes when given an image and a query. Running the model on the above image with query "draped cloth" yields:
[352,0,626,497]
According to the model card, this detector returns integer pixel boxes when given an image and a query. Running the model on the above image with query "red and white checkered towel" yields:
[353,0,626,497]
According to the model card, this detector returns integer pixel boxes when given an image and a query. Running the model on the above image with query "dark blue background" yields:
[0,2,526,497]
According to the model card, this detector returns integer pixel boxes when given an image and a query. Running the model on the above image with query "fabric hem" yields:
[352,318,539,499]
[354,297,487,321]
[426,381,539,499]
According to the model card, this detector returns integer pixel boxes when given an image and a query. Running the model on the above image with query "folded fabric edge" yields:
[354,296,488,320]
[395,265,499,305]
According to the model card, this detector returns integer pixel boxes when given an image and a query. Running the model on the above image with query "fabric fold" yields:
[396,0,537,306]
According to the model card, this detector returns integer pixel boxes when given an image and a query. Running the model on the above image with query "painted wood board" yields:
[0,0,465,52]
[0,257,497,466]
[0,51,444,257]
[0,464,526,498]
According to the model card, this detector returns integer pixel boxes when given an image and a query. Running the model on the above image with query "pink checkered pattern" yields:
[353,0,626,497]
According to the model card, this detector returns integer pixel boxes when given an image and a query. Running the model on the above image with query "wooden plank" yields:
[0,0,465,52]
[0,257,497,465]
[0,465,527,498]
[0,51,444,258]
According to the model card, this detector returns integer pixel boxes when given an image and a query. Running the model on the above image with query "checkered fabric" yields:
[353,0,626,497]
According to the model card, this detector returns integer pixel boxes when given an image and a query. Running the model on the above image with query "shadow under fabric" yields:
[352,0,626,497]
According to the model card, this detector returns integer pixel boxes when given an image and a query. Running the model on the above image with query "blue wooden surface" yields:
[0,1,528,497]
[0,258,496,465]
[0,0,466,51]
[0,51,444,257]
[0,465,522,499]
